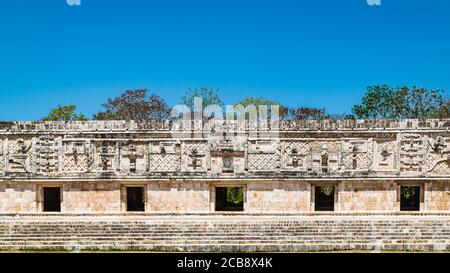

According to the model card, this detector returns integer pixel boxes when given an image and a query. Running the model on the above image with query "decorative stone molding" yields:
[1,120,450,178]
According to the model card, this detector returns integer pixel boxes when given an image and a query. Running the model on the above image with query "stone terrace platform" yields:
[1,215,450,252]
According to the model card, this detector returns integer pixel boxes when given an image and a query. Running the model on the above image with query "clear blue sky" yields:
[1,0,449,121]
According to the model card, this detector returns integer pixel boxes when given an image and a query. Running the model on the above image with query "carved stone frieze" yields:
[1,120,450,178]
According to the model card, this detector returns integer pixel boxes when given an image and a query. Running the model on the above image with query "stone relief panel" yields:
[426,135,450,175]
[209,136,246,175]
[341,139,373,171]
[36,135,59,174]
[399,134,425,172]
[148,141,181,173]
[373,140,398,172]
[309,141,340,173]
[182,141,209,172]
[248,140,280,172]
[94,141,117,172]
[248,153,280,172]
[6,137,34,173]
[119,143,146,174]
[62,141,90,173]
[0,139,4,174]
[281,141,310,171]
[1,120,450,178]
[430,161,450,174]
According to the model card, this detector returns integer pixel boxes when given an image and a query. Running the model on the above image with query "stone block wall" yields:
[2,179,450,214]
[62,181,120,213]
[147,181,210,212]
[425,181,450,211]
[0,181,36,213]
[3,120,450,181]
[246,181,310,212]
[337,181,397,211]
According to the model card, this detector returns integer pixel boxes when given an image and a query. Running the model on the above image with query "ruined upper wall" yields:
[1,119,450,132]
[1,119,450,179]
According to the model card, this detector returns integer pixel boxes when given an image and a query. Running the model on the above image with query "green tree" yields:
[406,87,449,119]
[42,105,87,121]
[234,96,289,118]
[352,85,449,119]
[180,87,223,111]
[436,100,450,119]
[319,186,334,196]
[226,187,243,205]
[288,107,328,120]
[401,186,417,200]
[94,89,170,121]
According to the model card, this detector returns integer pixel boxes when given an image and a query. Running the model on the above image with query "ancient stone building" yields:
[1,119,450,215]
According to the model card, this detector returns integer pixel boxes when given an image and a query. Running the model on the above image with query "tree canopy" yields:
[352,85,449,119]
[234,96,289,118]
[42,84,449,123]
[42,105,87,121]
[288,107,328,120]
[180,87,223,111]
[93,89,170,121]
[235,96,281,108]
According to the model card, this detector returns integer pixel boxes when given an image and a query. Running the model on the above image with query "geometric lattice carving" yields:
[341,140,372,171]
[342,153,372,170]
[3,120,450,178]
[281,141,309,170]
[62,141,89,173]
[374,140,398,171]
[62,154,88,172]
[184,142,209,155]
[248,153,280,171]
[8,138,32,154]
[426,151,442,172]
[183,142,208,172]
[248,140,280,172]
[430,161,450,174]
[426,136,450,173]
[283,141,309,155]
[149,154,181,172]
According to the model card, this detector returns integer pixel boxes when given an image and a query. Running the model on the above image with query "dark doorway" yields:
[215,187,244,211]
[43,187,61,212]
[400,186,421,211]
[127,187,145,212]
[315,186,335,211]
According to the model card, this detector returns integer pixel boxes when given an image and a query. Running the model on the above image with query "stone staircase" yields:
[1,216,450,252]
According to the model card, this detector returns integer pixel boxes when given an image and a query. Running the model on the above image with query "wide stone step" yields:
[0,243,448,252]
[1,233,445,237]
[3,228,450,233]
[2,217,450,252]
[0,239,447,245]
[3,233,448,238]
[3,230,450,235]
[0,224,450,228]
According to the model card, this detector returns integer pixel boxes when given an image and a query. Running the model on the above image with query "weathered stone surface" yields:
[1,119,450,178]
[0,120,450,214]
[1,215,450,252]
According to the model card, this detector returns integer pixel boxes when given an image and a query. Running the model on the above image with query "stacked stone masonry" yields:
[1,119,450,214]
[2,216,450,252]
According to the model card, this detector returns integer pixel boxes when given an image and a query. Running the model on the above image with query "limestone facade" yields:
[1,119,450,214]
